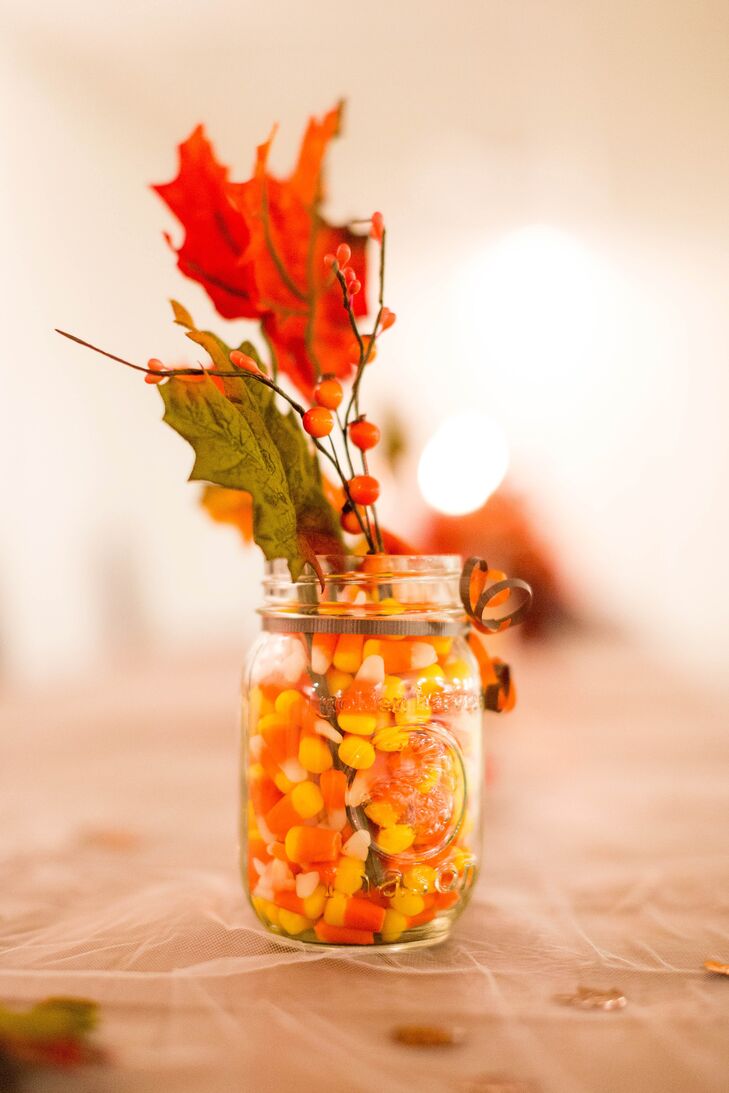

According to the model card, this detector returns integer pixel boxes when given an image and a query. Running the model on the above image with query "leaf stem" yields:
[260,182,307,303]
[303,212,324,381]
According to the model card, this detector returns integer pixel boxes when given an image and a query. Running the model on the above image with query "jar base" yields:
[255,919,453,953]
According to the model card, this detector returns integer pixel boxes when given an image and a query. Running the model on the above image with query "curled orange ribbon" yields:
[459,556,533,634]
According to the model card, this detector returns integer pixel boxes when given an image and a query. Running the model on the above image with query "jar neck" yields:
[261,555,466,629]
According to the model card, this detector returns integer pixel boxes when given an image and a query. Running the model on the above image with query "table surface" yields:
[2,635,728,1093]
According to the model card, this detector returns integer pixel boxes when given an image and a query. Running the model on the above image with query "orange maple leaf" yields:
[154,104,367,398]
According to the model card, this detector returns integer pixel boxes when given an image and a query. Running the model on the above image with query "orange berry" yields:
[350,336,377,365]
[349,475,380,506]
[343,266,356,285]
[370,211,384,243]
[145,358,166,384]
[350,280,361,296]
[380,308,396,330]
[349,419,380,451]
[323,253,336,268]
[336,243,352,266]
[230,350,261,374]
[303,407,334,438]
[340,505,363,534]
[314,378,343,410]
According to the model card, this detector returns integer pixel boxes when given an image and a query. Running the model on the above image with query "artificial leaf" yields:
[200,485,253,542]
[170,299,194,329]
[231,107,368,395]
[380,527,419,555]
[160,376,303,574]
[161,308,343,578]
[154,106,368,399]
[153,127,257,319]
[0,997,104,1073]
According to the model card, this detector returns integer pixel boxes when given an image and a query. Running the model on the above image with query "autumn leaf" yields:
[160,375,303,570]
[160,305,343,578]
[0,997,104,1072]
[154,105,368,399]
[201,485,253,542]
[153,127,257,320]
[231,107,368,395]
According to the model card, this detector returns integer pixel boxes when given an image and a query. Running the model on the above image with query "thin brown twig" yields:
[55,327,376,551]
[337,227,388,551]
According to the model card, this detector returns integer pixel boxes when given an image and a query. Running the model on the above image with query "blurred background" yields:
[2,0,729,688]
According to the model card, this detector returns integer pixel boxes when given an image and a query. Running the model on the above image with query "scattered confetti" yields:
[459,1077,538,1093]
[78,827,142,851]
[391,1024,465,1046]
[554,985,627,1011]
[0,997,105,1083]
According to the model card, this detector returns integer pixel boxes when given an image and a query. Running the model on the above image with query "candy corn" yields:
[284,826,341,864]
[245,617,491,948]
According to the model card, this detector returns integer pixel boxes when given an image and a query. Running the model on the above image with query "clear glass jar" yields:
[241,555,487,950]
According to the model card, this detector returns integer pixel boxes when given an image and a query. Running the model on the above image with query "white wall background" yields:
[2,0,728,684]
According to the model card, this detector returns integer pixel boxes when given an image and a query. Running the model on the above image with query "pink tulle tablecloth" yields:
[2,637,728,1092]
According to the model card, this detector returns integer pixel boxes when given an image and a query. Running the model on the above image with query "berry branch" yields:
[54,329,376,550]
[56,214,395,562]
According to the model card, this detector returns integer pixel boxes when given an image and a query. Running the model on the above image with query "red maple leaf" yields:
[152,126,257,319]
[153,104,367,398]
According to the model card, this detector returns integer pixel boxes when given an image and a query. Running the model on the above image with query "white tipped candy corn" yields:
[270,858,295,891]
[411,643,438,670]
[295,871,321,899]
[279,757,308,783]
[311,633,337,675]
[324,808,347,831]
[355,654,385,685]
[314,718,343,744]
[342,829,371,861]
[345,771,372,808]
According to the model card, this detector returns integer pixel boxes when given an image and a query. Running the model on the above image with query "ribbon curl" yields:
[459,556,533,635]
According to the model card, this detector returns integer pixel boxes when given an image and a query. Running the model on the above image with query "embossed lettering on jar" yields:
[241,555,484,949]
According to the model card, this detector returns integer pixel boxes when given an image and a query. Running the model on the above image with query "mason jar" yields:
[241,554,523,949]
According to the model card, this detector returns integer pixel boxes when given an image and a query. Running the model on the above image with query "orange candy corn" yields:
[314,922,374,946]
[273,890,307,915]
[319,768,347,812]
[249,775,282,817]
[285,826,342,864]
[434,890,460,911]
[407,906,437,928]
[362,639,437,674]
[344,897,386,933]
[332,634,364,674]
[259,719,300,765]
[265,794,301,839]
[311,633,337,675]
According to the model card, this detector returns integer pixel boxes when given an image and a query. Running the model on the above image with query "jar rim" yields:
[265,554,463,581]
